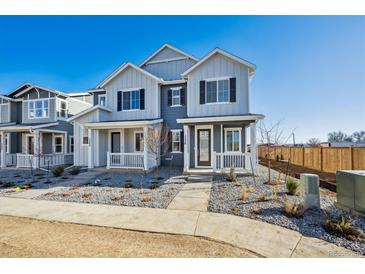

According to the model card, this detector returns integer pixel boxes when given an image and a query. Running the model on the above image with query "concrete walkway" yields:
[167,182,212,211]
[0,196,360,258]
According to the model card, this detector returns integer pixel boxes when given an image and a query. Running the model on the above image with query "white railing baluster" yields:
[107,152,144,170]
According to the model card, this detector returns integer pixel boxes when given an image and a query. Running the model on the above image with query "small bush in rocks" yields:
[240,187,249,201]
[226,168,237,182]
[286,177,299,196]
[231,207,240,212]
[150,183,160,190]
[282,199,306,218]
[141,195,151,203]
[20,183,33,189]
[82,192,92,199]
[111,195,123,201]
[323,214,364,241]
[69,166,81,175]
[51,166,64,177]
[257,194,270,202]
[2,181,15,188]
[250,205,262,215]
[123,181,134,188]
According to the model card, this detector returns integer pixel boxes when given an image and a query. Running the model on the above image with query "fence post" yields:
[320,147,323,171]
[349,146,353,170]
[302,147,305,166]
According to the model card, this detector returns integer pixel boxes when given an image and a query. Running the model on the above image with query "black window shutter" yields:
[117,91,122,111]
[168,131,172,152]
[167,89,172,106]
[140,89,145,110]
[199,81,205,104]
[180,88,185,105]
[230,78,236,102]
[180,131,184,152]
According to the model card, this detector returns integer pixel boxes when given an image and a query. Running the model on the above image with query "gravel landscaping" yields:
[35,167,185,209]
[208,165,365,255]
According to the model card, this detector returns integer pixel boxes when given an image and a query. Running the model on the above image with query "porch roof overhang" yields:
[0,122,58,132]
[176,114,265,125]
[84,119,164,129]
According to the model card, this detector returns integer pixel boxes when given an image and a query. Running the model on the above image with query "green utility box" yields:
[336,170,365,215]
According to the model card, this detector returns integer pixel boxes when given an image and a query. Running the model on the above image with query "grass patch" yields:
[286,177,299,196]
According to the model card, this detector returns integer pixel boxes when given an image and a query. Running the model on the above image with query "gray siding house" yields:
[68,44,264,173]
[0,83,92,168]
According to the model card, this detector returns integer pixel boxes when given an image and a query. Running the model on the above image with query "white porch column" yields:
[250,122,257,172]
[88,128,94,169]
[0,132,5,168]
[143,125,148,171]
[183,125,190,172]
[34,130,40,169]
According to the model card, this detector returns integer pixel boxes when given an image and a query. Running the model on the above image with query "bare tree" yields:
[328,131,353,142]
[352,131,365,143]
[307,138,321,147]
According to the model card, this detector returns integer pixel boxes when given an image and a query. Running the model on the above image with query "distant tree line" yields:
[306,131,365,147]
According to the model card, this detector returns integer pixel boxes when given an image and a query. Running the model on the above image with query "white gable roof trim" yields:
[139,44,198,67]
[97,62,163,88]
[67,105,112,122]
[181,48,256,77]
[10,83,70,98]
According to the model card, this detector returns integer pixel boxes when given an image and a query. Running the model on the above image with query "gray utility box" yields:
[336,170,365,215]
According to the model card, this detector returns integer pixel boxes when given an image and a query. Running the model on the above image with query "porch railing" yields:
[213,152,251,172]
[15,153,73,168]
[6,153,17,166]
[107,152,144,169]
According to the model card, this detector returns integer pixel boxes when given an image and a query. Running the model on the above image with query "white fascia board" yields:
[87,89,106,93]
[12,84,69,98]
[84,119,163,129]
[0,122,58,132]
[67,105,112,122]
[139,44,199,67]
[97,62,163,88]
[182,48,256,77]
[0,94,21,102]
[67,97,93,106]
[68,92,91,96]
[161,79,187,85]
[176,115,265,124]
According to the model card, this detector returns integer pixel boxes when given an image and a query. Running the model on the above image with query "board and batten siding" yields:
[104,66,160,121]
[186,52,250,117]
[65,97,92,117]
[0,101,10,123]
[142,59,196,81]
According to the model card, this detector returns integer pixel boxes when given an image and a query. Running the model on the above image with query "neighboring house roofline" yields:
[181,48,256,77]
[67,105,112,122]
[139,43,199,67]
[97,62,163,88]
[9,83,70,98]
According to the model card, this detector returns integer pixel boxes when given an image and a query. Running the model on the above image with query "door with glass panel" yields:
[111,132,121,165]
[197,129,211,167]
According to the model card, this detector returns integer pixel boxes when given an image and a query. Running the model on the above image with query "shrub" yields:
[323,215,364,241]
[111,195,123,201]
[2,181,15,188]
[123,182,134,188]
[240,187,249,201]
[231,207,240,212]
[20,183,33,189]
[286,177,299,196]
[250,205,262,215]
[226,168,237,182]
[51,166,64,177]
[257,194,269,202]
[150,183,160,190]
[141,195,151,202]
[283,199,306,218]
[69,166,80,175]
[82,192,92,199]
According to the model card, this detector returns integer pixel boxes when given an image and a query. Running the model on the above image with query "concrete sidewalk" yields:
[0,196,360,258]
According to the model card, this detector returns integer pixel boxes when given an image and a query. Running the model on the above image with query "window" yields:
[134,132,144,152]
[225,128,241,152]
[69,136,74,153]
[171,88,181,106]
[82,126,88,145]
[123,90,140,110]
[206,79,229,103]
[54,135,63,154]
[59,100,68,118]
[28,99,49,119]
[171,130,182,153]
[99,95,106,106]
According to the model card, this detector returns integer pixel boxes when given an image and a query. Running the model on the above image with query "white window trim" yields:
[53,134,64,154]
[171,87,182,107]
[98,95,107,106]
[122,89,141,111]
[133,131,144,153]
[205,77,230,105]
[69,135,74,153]
[27,98,50,119]
[81,126,88,146]
[224,127,242,153]
[58,99,68,119]
[171,129,182,153]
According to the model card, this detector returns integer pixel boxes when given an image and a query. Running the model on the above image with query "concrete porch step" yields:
[187,175,213,183]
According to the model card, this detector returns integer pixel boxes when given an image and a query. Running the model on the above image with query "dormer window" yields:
[28,99,49,119]
[98,95,106,106]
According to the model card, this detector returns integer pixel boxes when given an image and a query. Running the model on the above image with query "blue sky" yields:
[0,16,364,143]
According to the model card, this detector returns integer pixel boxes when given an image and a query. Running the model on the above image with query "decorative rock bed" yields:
[208,165,365,255]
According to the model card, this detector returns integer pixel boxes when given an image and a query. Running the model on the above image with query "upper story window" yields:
[172,88,181,106]
[118,89,145,111]
[28,99,49,119]
[59,99,68,119]
[168,87,185,107]
[206,79,229,104]
[225,128,241,152]
[98,95,106,106]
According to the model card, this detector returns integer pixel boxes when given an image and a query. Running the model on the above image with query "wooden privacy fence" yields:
[258,146,365,173]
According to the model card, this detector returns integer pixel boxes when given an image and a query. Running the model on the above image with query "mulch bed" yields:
[259,158,337,192]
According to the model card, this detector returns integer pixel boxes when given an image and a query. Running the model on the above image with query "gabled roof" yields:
[8,83,70,98]
[181,48,256,77]
[67,105,112,122]
[139,43,198,67]
[97,62,163,88]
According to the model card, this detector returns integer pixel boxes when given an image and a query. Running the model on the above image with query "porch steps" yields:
[187,175,213,183]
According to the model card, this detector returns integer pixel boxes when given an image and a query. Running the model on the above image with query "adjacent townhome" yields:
[68,44,264,173]
[0,83,92,169]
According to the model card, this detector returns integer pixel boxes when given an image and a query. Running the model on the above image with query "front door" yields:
[27,136,34,154]
[111,132,121,153]
[197,129,211,167]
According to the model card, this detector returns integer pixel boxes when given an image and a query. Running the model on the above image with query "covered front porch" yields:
[0,123,73,169]
[83,119,163,171]
[177,114,264,174]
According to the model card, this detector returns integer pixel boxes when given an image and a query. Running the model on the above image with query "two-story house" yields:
[0,83,92,168]
[68,44,264,173]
